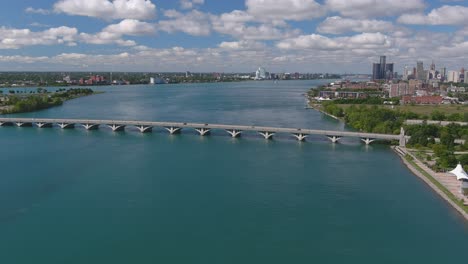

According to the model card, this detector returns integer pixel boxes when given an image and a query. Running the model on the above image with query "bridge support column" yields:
[136,125,153,133]
[195,128,210,136]
[58,123,75,129]
[165,127,181,134]
[361,138,375,145]
[259,131,274,140]
[399,127,406,148]
[16,122,32,127]
[83,124,100,130]
[327,135,341,143]
[226,129,242,138]
[36,122,53,128]
[293,133,308,141]
[108,124,125,132]
[0,122,14,126]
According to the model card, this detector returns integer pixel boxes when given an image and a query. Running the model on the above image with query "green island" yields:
[0,88,101,114]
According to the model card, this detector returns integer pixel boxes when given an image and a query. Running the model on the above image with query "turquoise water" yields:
[0,81,467,263]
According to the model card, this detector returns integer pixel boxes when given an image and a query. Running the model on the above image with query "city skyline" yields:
[0,0,467,72]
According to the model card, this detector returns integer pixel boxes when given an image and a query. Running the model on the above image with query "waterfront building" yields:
[319,90,367,99]
[255,67,267,80]
[150,77,155,85]
[372,56,394,80]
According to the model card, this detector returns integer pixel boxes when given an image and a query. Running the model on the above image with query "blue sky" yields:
[0,0,467,73]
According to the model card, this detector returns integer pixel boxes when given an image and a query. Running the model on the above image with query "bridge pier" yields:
[327,135,341,143]
[293,133,308,141]
[16,122,33,127]
[165,126,181,134]
[36,122,53,128]
[0,121,14,126]
[108,124,126,132]
[361,138,375,145]
[83,123,100,130]
[58,123,75,129]
[399,127,406,147]
[136,125,153,133]
[226,129,242,138]
[195,128,210,136]
[259,131,275,140]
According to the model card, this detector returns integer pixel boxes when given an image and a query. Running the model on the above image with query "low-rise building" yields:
[401,95,443,105]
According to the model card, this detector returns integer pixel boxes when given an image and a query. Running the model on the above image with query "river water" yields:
[0,81,467,263]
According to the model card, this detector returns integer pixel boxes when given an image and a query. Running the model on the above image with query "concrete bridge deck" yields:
[0,117,406,145]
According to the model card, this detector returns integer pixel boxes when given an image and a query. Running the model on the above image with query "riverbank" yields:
[306,97,468,221]
[393,146,468,221]
[0,89,102,115]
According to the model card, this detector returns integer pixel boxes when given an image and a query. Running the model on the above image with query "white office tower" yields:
[255,67,267,80]
[150,77,155,85]
[447,71,460,83]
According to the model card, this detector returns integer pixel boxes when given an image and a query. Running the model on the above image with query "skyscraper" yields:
[416,61,425,81]
[372,63,380,80]
[379,56,386,80]
[371,56,393,80]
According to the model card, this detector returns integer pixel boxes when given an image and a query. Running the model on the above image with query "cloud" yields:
[317,16,395,34]
[53,0,157,20]
[104,19,156,35]
[246,0,325,21]
[211,10,300,40]
[158,10,212,36]
[398,5,468,25]
[0,26,78,49]
[325,0,425,18]
[180,0,204,10]
[218,40,266,50]
[276,32,391,50]
[25,7,51,15]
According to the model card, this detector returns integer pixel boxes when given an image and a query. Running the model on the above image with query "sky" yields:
[0,0,467,73]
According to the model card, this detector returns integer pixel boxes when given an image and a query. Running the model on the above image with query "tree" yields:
[431,110,446,121]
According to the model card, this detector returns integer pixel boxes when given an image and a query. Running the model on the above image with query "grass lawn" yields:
[335,104,467,116]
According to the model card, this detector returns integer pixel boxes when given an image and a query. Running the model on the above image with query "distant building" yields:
[401,95,443,105]
[447,71,460,83]
[389,83,413,97]
[439,67,446,81]
[150,77,155,85]
[464,71,468,84]
[372,56,394,80]
[416,61,425,81]
[255,67,267,80]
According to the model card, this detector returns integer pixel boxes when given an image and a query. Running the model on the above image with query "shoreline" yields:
[393,147,468,221]
[306,100,468,221]
[0,91,102,115]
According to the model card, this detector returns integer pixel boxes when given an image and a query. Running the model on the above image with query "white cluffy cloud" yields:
[0,26,78,49]
[158,10,212,36]
[246,0,325,21]
[325,0,425,18]
[25,7,51,15]
[277,32,392,50]
[317,16,395,34]
[398,5,468,25]
[53,0,157,20]
[180,0,204,10]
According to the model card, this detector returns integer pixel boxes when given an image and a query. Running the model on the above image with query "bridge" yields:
[0,118,408,147]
